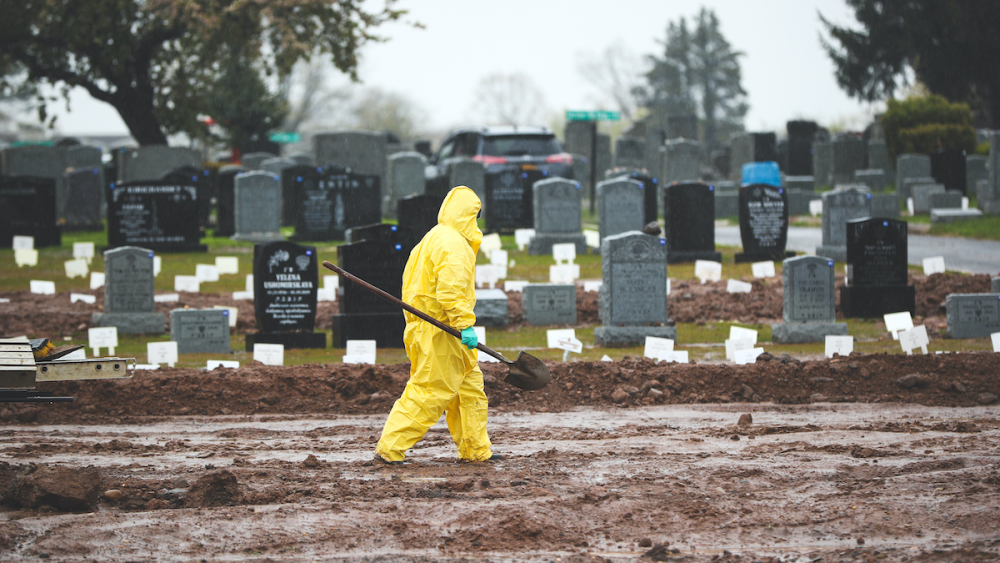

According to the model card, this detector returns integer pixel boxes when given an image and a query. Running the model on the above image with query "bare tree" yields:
[349,87,426,141]
[576,42,644,122]
[468,73,548,126]
[278,56,353,133]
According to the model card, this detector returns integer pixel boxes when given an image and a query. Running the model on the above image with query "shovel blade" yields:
[503,352,551,391]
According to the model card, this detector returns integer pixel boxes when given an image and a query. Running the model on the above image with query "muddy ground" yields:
[0,272,992,338]
[1,353,1000,561]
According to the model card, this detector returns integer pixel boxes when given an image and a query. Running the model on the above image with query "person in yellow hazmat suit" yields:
[374,186,502,464]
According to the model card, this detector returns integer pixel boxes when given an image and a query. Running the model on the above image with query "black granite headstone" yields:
[0,175,61,247]
[484,166,543,233]
[345,223,418,252]
[107,180,206,252]
[736,183,794,263]
[840,217,915,317]
[280,165,321,227]
[331,239,408,347]
[930,149,967,195]
[214,166,241,237]
[242,140,281,157]
[159,165,211,229]
[246,241,326,350]
[663,182,721,263]
[63,168,104,231]
[786,120,818,176]
[614,170,659,226]
[397,194,442,242]
[293,167,381,241]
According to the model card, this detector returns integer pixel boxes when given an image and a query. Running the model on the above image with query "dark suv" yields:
[425,126,574,196]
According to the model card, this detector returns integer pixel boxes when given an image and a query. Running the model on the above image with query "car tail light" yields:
[545,153,573,164]
[472,155,508,165]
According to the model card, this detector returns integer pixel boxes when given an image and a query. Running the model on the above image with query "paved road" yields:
[715,225,1000,275]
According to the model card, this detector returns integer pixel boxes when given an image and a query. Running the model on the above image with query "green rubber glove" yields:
[460,327,478,350]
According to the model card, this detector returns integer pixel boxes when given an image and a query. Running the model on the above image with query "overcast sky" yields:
[47,0,879,138]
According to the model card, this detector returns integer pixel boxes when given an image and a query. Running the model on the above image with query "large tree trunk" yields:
[111,88,168,146]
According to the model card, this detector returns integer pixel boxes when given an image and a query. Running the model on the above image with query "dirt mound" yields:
[5,352,995,425]
[4,464,101,511]
[914,272,992,317]
[185,470,240,507]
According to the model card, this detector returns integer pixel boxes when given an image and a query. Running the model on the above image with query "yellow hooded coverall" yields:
[374,186,493,462]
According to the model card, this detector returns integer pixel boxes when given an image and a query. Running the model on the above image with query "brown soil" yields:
[3,273,989,338]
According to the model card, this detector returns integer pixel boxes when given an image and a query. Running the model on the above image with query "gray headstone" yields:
[663,138,700,184]
[784,176,815,191]
[929,191,962,210]
[867,140,894,184]
[987,131,1000,213]
[595,134,612,182]
[385,152,427,218]
[831,135,865,186]
[715,192,739,219]
[729,134,754,182]
[233,171,284,242]
[812,142,832,187]
[473,288,509,328]
[529,177,587,255]
[870,193,900,218]
[787,189,821,216]
[992,278,1000,293]
[946,294,1000,338]
[449,158,486,211]
[771,255,848,343]
[63,168,104,229]
[261,157,295,176]
[597,178,644,242]
[313,131,388,204]
[1,145,69,217]
[92,246,164,334]
[930,208,983,223]
[854,169,887,192]
[614,137,645,170]
[66,145,102,173]
[896,154,932,199]
[522,284,576,326]
[118,146,200,182]
[912,183,946,214]
[816,187,871,262]
[170,309,231,354]
[242,152,278,171]
[966,155,988,197]
[288,153,313,166]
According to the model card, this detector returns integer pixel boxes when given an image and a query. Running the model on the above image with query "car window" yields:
[482,135,561,157]
[437,138,456,161]
[454,133,479,157]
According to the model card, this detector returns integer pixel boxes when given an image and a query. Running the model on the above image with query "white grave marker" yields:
[246,274,254,292]
[475,265,500,289]
[12,235,34,250]
[490,250,509,267]
[195,264,219,282]
[922,256,945,275]
[324,275,339,290]
[824,335,854,358]
[899,325,929,355]
[253,343,284,366]
[668,350,690,364]
[733,347,764,365]
[600,355,614,362]
[15,249,38,267]
[70,293,96,304]
[472,326,499,363]
[215,256,239,275]
[547,328,582,360]
[884,311,914,341]
[726,279,753,293]
[906,198,914,215]
[232,290,253,300]
[30,280,55,295]
[514,228,535,250]
[175,275,200,293]
[73,242,95,263]
[751,261,776,278]
[725,338,755,361]
[88,326,118,356]
[344,339,377,364]
[695,260,722,283]
[213,306,238,328]
[503,280,528,293]
[154,293,179,303]
[552,243,576,264]
[730,326,759,343]
[317,287,336,302]
[153,255,161,277]
[90,272,105,290]
[549,265,576,284]
[809,200,823,217]
[643,336,675,362]
[207,360,240,369]
[479,233,502,258]
[147,341,178,368]
[64,258,89,278]
[991,332,1000,352]
[583,280,602,293]
[583,229,600,249]
[962,197,969,211]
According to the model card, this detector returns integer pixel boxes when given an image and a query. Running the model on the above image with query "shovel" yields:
[322,260,550,391]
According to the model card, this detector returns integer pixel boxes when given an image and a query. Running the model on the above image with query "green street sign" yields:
[565,110,621,122]
[11,140,55,147]
[269,131,302,144]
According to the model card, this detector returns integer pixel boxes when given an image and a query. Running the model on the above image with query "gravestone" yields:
[474,288,509,328]
[812,141,832,187]
[288,153,313,166]
[261,157,295,177]
[397,194,442,243]
[736,184,793,262]
[663,138,700,185]
[1,146,68,220]
[170,309,230,354]
[448,159,486,205]
[786,120,818,176]
[608,169,659,225]
[840,218,915,318]
[729,133,776,182]
[214,165,242,237]
[597,178,645,245]
[830,135,865,185]
[0,176,61,248]
[596,134,612,185]
[345,223,418,253]
[931,149,966,195]
[983,131,1000,214]
[866,140,894,185]
[263,158,296,224]
[931,208,983,223]
[854,169,887,191]
[664,182,721,263]
[815,186,871,262]
[92,246,165,334]
[896,154,932,199]
[232,171,284,243]
[528,177,587,255]
[107,180,205,252]
[946,294,1000,338]
[280,165,321,227]
[714,181,740,219]
[522,284,577,326]
[966,155,988,196]
[870,193,900,218]
[787,189,821,216]
[993,277,1000,293]
[292,167,381,241]
[484,165,542,233]
[313,131,387,203]
[784,176,815,191]
[62,168,104,231]
[331,239,408,347]
[243,140,281,157]
[66,145,102,171]
[117,146,200,182]
[929,192,962,210]
[159,165,211,229]
[65,145,103,221]
[247,241,325,350]
[385,152,427,218]
[614,137,645,170]
[912,183,946,214]
[241,152,277,171]
[771,255,848,343]
[594,231,676,346]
